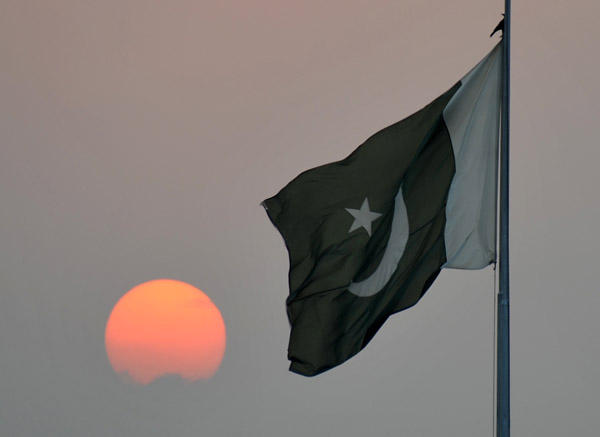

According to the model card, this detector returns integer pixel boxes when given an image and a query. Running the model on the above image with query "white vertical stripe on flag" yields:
[443,43,503,269]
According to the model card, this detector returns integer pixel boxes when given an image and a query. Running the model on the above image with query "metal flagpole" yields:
[497,1,511,436]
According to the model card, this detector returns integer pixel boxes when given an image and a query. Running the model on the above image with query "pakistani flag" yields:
[263,42,503,377]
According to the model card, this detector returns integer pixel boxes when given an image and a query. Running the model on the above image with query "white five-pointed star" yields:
[345,197,382,237]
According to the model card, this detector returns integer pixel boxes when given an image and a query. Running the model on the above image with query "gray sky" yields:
[2,1,599,436]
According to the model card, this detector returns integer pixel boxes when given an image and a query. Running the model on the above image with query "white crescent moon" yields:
[347,184,409,297]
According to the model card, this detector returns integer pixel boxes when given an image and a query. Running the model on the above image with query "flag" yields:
[263,42,503,377]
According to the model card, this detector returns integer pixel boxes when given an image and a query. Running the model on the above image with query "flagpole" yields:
[497,1,511,437]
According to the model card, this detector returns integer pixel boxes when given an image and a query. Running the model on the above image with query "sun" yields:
[105,279,226,384]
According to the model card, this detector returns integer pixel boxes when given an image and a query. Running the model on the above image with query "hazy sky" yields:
[2,1,599,436]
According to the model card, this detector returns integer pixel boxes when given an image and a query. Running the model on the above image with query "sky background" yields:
[2,1,599,436]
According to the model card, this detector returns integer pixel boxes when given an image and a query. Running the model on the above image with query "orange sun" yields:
[105,279,226,384]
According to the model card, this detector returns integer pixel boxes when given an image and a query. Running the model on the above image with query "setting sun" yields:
[105,279,226,384]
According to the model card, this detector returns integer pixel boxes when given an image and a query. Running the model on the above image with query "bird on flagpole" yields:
[490,14,505,38]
